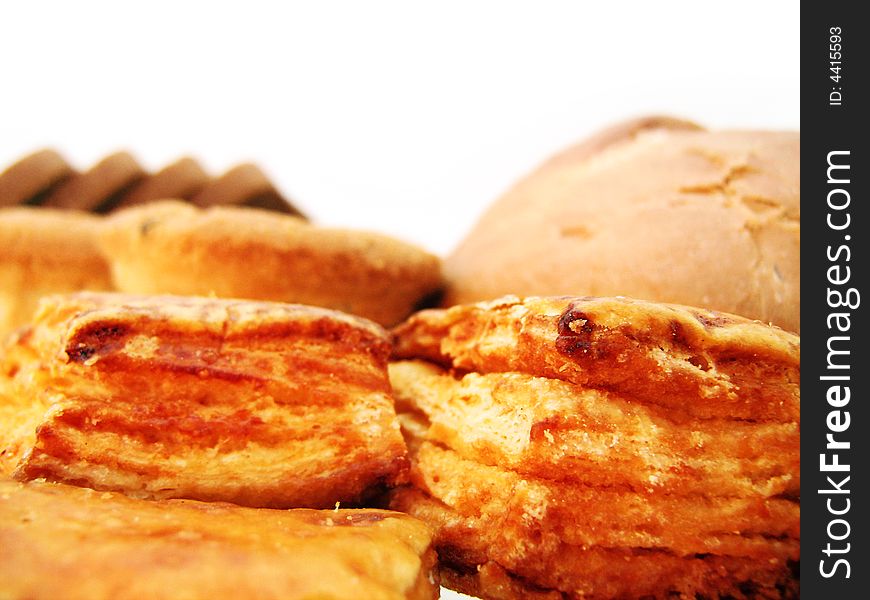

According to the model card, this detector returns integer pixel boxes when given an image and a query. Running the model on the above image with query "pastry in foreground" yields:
[444,116,800,333]
[389,295,800,599]
[0,479,438,600]
[1,292,408,508]
[0,207,112,338]
[99,200,443,326]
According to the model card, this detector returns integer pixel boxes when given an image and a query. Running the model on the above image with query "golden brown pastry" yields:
[389,295,800,599]
[0,208,113,338]
[445,117,800,333]
[0,479,438,600]
[1,292,408,508]
[98,200,443,326]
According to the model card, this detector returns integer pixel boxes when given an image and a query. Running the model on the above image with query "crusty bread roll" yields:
[445,117,800,333]
[98,201,443,327]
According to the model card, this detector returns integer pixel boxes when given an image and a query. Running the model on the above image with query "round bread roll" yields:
[98,201,443,327]
[445,117,800,333]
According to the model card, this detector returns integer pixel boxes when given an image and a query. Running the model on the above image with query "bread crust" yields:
[445,119,800,333]
[0,208,112,337]
[99,200,443,326]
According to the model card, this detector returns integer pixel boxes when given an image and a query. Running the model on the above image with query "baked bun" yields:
[98,201,443,326]
[0,208,112,337]
[445,117,800,333]
[0,479,438,600]
[389,295,800,599]
[2,292,408,508]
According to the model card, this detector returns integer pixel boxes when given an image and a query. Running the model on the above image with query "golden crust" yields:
[393,295,800,422]
[99,200,443,326]
[390,446,798,599]
[389,295,800,599]
[2,292,408,508]
[0,479,438,600]
[444,121,800,333]
[0,208,113,337]
[399,443,799,559]
[390,360,799,497]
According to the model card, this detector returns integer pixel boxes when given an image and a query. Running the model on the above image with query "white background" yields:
[1,3,799,598]
[2,1,799,257]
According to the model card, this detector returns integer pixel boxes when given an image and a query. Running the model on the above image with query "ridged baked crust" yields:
[115,157,211,208]
[0,479,438,600]
[0,208,112,337]
[2,292,408,508]
[41,151,146,212]
[99,201,443,326]
[389,295,800,599]
[0,149,74,207]
[0,149,306,216]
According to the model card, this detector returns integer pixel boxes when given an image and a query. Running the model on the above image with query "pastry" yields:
[0,149,305,216]
[444,117,800,333]
[193,162,306,218]
[98,201,443,326]
[0,479,438,600]
[42,151,146,212]
[389,295,800,599]
[0,208,112,338]
[0,149,74,207]
[115,157,211,207]
[2,292,408,508]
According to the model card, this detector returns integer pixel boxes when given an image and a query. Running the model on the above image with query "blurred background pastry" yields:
[99,201,442,327]
[0,148,305,217]
[0,208,112,337]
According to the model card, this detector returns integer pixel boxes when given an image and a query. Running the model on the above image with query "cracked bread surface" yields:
[389,295,800,599]
[444,118,800,333]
